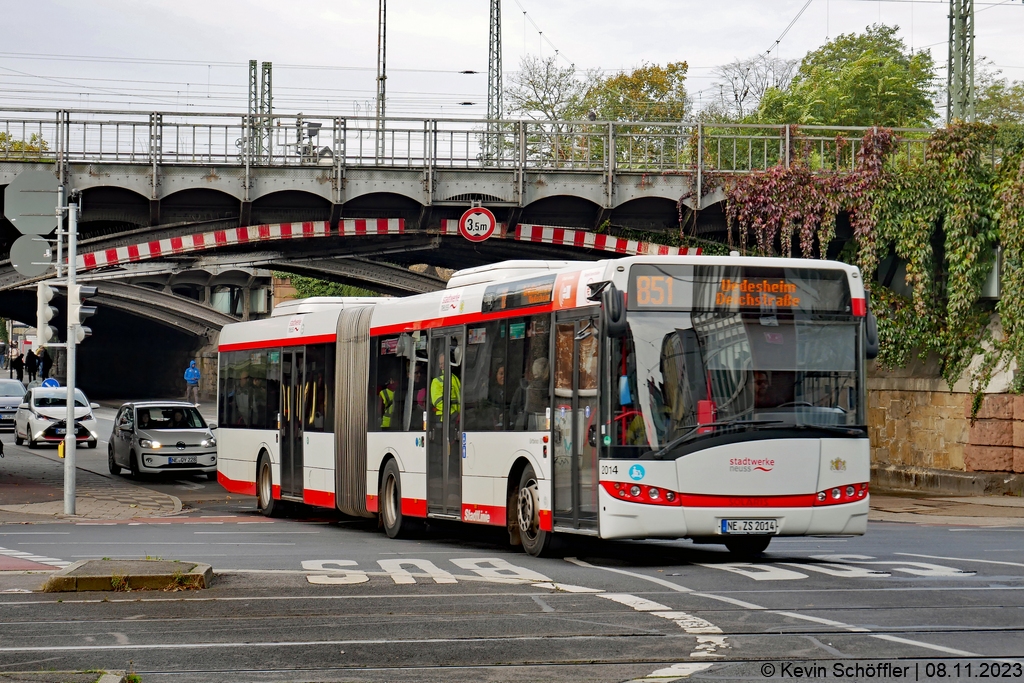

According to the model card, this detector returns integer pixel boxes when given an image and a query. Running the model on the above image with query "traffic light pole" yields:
[64,200,78,516]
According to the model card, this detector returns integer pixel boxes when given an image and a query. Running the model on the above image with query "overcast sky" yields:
[1,0,1021,118]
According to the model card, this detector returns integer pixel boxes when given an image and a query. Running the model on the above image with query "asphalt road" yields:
[2,415,1023,682]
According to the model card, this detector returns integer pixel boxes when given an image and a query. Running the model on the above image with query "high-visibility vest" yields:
[380,387,395,428]
[430,375,461,417]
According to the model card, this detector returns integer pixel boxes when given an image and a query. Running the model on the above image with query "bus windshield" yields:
[615,310,864,456]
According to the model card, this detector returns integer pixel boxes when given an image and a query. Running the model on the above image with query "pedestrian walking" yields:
[38,346,53,380]
[184,360,201,405]
[25,349,37,383]
[10,351,24,383]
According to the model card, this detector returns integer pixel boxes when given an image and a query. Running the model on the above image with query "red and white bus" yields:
[217,255,875,556]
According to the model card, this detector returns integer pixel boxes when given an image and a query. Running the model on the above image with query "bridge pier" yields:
[329,203,344,226]
[239,200,252,227]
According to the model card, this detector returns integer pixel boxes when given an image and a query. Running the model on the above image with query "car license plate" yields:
[721,519,778,535]
[55,427,66,435]
[169,456,198,465]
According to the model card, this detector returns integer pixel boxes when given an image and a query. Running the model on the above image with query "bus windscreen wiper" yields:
[757,422,866,437]
[649,419,783,459]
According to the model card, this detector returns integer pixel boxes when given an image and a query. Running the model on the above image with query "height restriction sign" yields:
[458,206,496,242]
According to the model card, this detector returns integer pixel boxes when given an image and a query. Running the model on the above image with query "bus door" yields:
[552,313,601,531]
[426,329,463,517]
[280,348,304,498]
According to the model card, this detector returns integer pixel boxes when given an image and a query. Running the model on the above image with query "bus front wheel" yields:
[724,536,771,558]
[516,465,551,557]
[380,459,420,538]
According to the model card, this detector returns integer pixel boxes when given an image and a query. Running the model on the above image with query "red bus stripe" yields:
[401,498,427,518]
[461,503,505,526]
[218,333,337,353]
[303,489,336,509]
[366,494,379,513]
[218,471,256,497]
[677,492,818,507]
[369,302,555,337]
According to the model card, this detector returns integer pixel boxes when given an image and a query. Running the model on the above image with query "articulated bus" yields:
[216,255,875,556]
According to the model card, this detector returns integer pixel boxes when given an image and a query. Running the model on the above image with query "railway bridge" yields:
[0,108,931,396]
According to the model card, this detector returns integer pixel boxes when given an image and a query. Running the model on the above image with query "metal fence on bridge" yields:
[0,108,933,175]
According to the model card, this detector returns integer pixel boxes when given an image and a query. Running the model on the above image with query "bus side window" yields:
[508,315,550,431]
[463,321,506,431]
[303,344,333,432]
[371,336,405,432]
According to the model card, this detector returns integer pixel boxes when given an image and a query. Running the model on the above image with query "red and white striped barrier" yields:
[78,218,404,271]
[441,219,700,256]
[336,218,404,236]
[515,223,701,256]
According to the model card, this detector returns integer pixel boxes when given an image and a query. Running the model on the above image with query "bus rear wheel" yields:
[257,454,281,518]
[380,459,420,539]
[724,536,771,558]
[516,465,551,557]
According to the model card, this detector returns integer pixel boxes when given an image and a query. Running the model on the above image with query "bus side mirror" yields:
[589,281,628,338]
[865,311,879,360]
[864,294,879,360]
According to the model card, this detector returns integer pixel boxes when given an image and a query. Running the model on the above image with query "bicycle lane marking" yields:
[565,557,981,658]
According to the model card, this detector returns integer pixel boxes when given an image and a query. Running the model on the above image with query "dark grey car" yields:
[108,401,217,478]
[0,379,26,431]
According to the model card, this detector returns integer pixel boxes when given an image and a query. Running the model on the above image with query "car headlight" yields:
[140,439,162,449]
[201,437,217,448]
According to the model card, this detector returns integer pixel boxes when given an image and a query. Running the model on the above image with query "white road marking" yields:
[896,552,1024,569]
[0,545,69,568]
[531,595,554,612]
[377,559,457,584]
[650,612,723,635]
[570,558,985,658]
[0,632,699,653]
[811,555,975,577]
[301,560,368,584]
[696,562,808,581]
[450,557,550,582]
[565,558,693,592]
[643,663,714,679]
[600,594,671,611]
[778,562,890,578]
[174,480,205,491]
[530,582,603,593]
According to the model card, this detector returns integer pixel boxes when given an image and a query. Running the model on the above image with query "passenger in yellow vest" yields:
[379,375,396,430]
[430,353,461,420]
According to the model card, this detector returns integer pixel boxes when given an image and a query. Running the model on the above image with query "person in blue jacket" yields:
[184,360,201,405]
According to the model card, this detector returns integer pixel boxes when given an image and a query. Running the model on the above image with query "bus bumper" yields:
[598,488,869,540]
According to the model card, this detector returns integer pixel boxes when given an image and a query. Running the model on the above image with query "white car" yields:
[14,387,100,449]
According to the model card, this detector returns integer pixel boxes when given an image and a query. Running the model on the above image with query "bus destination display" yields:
[627,264,851,313]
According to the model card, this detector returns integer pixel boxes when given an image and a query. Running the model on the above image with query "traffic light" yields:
[68,284,98,343]
[36,282,59,344]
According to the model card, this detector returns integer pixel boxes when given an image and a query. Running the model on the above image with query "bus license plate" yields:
[721,519,778,535]
[169,456,198,465]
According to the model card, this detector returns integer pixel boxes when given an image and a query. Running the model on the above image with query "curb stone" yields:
[43,559,213,592]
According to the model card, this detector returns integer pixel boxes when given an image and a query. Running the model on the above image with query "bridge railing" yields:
[0,108,934,174]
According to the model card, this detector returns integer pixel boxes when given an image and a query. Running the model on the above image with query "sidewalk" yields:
[0,446,180,523]
[870,492,1024,527]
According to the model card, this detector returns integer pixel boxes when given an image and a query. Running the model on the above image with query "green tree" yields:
[504,55,593,121]
[977,79,1024,124]
[582,62,689,122]
[276,273,377,299]
[756,25,936,127]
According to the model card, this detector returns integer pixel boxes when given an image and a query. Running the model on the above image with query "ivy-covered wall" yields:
[722,123,1024,401]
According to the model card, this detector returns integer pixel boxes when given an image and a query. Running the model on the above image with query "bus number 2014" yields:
[601,465,618,475]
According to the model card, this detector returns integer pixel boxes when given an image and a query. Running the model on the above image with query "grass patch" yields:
[110,574,130,592]
[164,570,203,591]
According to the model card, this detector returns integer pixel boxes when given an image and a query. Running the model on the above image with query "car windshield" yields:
[0,381,25,397]
[136,406,207,430]
[34,391,89,408]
